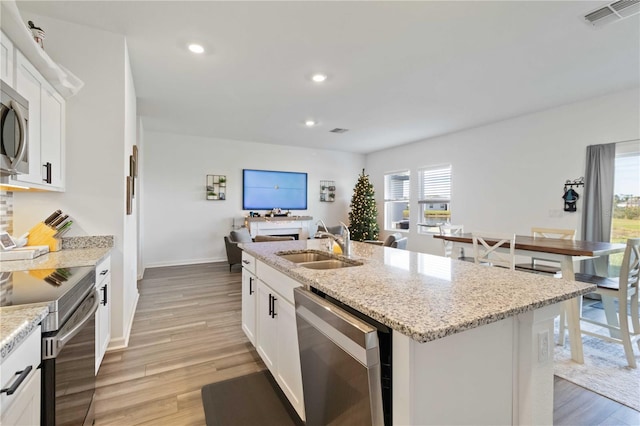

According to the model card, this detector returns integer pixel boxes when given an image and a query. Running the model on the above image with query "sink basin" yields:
[300,259,362,270]
[278,251,335,263]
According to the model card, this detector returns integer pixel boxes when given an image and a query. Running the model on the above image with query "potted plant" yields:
[218,176,226,184]
[207,191,217,200]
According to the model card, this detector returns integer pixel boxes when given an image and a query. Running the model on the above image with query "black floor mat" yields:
[201,371,304,426]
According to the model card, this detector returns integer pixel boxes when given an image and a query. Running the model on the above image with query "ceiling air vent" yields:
[584,0,640,27]
[330,128,349,134]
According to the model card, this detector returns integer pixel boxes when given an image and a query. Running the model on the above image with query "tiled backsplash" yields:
[0,191,14,235]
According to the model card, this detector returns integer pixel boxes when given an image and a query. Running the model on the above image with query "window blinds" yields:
[419,165,451,203]
[384,172,410,201]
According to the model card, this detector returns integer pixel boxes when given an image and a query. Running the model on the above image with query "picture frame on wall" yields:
[126,176,133,215]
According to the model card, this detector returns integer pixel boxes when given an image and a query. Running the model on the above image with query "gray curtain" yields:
[581,143,615,275]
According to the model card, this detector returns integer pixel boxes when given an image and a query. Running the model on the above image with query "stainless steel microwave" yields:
[1,80,29,176]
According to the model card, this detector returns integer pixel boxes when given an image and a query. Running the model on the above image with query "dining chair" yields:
[472,232,516,270]
[576,238,640,368]
[515,227,576,276]
[439,224,474,261]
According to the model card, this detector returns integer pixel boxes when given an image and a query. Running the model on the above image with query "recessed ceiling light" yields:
[188,44,205,54]
[305,120,317,127]
[311,73,327,83]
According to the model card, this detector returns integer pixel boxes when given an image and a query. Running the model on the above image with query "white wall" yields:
[12,12,139,348]
[143,131,365,268]
[365,88,640,255]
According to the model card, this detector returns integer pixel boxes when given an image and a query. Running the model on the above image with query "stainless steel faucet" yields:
[314,221,351,257]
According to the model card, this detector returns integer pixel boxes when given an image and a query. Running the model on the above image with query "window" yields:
[418,164,451,234]
[384,170,410,231]
[610,141,640,275]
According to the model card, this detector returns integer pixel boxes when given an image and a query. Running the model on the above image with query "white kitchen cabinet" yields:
[241,253,257,345]
[0,325,41,426]
[0,31,14,86]
[254,262,305,421]
[95,255,111,374]
[9,49,65,191]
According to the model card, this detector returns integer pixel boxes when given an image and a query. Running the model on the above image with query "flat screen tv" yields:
[243,169,308,210]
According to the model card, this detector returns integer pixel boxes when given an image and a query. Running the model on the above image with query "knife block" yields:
[27,222,61,252]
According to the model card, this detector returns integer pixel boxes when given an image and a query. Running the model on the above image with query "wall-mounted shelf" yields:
[206,175,226,200]
[320,180,335,202]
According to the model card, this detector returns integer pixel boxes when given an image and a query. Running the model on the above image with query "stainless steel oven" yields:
[0,80,29,176]
[0,266,96,425]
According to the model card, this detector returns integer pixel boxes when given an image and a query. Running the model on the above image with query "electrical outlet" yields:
[538,330,549,363]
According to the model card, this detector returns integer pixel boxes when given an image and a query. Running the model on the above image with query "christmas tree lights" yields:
[348,169,380,241]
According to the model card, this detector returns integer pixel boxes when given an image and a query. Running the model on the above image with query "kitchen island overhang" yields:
[240,240,595,425]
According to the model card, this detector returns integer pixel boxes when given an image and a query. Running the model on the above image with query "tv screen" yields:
[243,169,308,210]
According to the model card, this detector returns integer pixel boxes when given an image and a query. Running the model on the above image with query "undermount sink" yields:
[276,250,363,270]
[299,259,362,270]
[278,252,335,263]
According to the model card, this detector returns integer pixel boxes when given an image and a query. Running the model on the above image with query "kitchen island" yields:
[240,239,595,425]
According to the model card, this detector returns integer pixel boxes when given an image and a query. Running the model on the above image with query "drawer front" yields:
[96,255,111,284]
[0,328,41,414]
[256,261,301,305]
[242,252,256,275]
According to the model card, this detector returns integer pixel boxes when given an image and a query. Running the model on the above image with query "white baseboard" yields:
[106,290,139,351]
[144,256,226,269]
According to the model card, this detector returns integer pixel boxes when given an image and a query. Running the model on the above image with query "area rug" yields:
[201,370,303,426]
[553,325,640,411]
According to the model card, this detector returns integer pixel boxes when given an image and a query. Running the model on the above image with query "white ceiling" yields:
[17,1,640,154]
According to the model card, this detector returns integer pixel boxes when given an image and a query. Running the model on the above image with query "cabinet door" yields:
[241,269,257,345]
[0,369,41,426]
[275,298,305,420]
[40,82,65,189]
[0,31,14,86]
[95,256,111,374]
[255,280,278,372]
[13,51,42,185]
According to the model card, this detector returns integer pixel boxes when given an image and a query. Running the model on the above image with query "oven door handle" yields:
[58,290,99,348]
[43,290,99,360]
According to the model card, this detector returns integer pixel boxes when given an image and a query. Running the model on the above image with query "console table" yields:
[245,216,313,240]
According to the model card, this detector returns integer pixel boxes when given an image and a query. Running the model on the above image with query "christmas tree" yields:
[348,169,380,241]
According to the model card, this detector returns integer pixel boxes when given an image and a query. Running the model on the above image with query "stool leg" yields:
[602,295,622,340]
[558,310,566,346]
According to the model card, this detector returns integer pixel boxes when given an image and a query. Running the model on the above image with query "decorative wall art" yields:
[562,177,584,212]
[206,175,226,200]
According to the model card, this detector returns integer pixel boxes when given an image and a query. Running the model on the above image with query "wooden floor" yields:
[94,262,640,425]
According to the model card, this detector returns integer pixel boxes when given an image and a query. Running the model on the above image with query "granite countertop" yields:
[0,237,113,363]
[240,240,596,343]
[0,304,49,363]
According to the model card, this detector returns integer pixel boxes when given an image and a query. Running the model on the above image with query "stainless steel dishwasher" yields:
[294,287,387,426]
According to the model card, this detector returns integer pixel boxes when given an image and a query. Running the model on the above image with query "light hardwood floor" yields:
[94,262,639,425]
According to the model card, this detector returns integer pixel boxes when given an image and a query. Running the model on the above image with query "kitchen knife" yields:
[54,221,73,237]
[44,210,62,225]
[55,216,70,230]
[50,214,68,228]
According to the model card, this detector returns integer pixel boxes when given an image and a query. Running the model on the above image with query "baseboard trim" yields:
[144,257,225,269]
[106,291,139,351]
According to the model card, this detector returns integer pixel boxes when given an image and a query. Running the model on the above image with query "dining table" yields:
[433,233,626,363]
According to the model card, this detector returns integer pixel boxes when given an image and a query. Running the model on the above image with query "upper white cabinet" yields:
[1,1,82,192]
[7,45,66,191]
[0,31,15,86]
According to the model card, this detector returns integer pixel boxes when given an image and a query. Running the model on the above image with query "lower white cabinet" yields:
[0,325,41,425]
[95,255,111,374]
[254,266,305,421]
[241,267,257,345]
